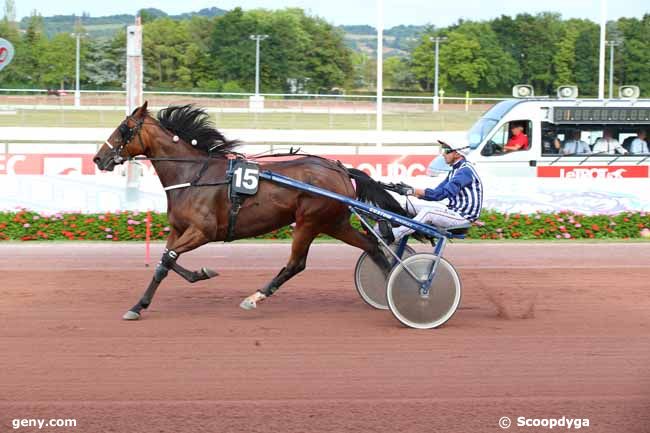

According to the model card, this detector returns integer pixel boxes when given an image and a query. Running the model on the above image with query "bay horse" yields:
[93,102,406,320]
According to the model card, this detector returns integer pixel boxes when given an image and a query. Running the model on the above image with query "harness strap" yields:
[190,157,212,186]
[164,183,192,191]
[225,194,243,242]
[224,157,251,242]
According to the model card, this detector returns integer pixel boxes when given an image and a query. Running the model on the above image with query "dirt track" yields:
[1,242,649,433]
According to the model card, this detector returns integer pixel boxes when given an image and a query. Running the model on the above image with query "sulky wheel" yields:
[386,253,461,329]
[354,244,416,310]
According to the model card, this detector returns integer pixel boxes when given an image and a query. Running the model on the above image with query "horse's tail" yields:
[346,168,407,216]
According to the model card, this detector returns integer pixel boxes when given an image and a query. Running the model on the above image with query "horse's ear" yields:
[132,101,149,118]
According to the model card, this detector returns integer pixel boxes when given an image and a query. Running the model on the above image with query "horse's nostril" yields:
[93,157,101,164]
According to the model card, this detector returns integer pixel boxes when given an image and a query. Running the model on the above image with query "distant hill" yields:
[339,24,427,58]
[18,7,228,39]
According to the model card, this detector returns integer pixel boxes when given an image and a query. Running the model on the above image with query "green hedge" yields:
[1,209,650,241]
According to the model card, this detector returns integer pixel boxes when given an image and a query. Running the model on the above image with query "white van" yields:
[462,98,650,213]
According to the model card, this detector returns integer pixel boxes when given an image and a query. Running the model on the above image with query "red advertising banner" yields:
[537,165,649,179]
[0,153,435,177]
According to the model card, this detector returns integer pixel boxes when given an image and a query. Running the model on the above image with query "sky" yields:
[10,0,650,28]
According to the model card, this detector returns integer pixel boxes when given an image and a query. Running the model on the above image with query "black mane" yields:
[156,104,239,155]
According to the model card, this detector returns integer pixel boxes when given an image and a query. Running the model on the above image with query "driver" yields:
[382,140,483,243]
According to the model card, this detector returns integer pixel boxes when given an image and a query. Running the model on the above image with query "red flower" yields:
[591,224,600,231]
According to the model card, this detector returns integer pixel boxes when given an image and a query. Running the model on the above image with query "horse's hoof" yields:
[122,310,141,320]
[202,267,219,279]
[240,299,257,310]
[240,292,266,311]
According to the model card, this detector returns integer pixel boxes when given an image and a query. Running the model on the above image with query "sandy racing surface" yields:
[1,242,649,432]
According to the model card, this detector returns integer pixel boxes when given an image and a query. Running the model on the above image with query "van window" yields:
[540,124,649,156]
[481,120,532,156]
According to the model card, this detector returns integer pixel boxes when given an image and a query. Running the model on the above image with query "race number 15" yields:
[232,165,259,194]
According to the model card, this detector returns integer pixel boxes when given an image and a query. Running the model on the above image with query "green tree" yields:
[84,38,121,88]
[553,24,579,87]
[573,24,599,95]
[0,11,46,86]
[142,18,196,89]
[412,22,519,93]
[383,56,416,89]
[210,7,351,93]
[38,33,84,88]
[616,15,650,95]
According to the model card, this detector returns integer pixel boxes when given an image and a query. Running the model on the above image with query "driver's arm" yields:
[419,169,472,201]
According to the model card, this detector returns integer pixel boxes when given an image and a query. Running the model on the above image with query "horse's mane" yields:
[156,104,239,155]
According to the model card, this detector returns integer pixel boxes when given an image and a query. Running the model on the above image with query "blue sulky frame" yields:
[260,170,466,296]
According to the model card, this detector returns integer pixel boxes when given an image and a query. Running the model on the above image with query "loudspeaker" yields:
[557,86,579,99]
[619,85,640,99]
[512,85,534,98]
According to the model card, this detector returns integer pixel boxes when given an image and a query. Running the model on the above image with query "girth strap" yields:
[225,194,243,242]
[225,158,244,242]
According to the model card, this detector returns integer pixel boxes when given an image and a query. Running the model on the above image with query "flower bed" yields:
[1,209,650,241]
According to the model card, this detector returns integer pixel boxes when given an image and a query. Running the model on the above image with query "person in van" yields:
[561,130,591,155]
[542,129,562,154]
[504,122,529,152]
[629,129,649,154]
[592,129,628,154]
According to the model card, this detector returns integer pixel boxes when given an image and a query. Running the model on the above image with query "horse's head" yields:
[94,101,150,171]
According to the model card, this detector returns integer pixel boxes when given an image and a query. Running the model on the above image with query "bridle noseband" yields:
[105,115,148,164]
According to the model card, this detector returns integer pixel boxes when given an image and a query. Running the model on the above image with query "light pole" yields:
[606,39,622,99]
[430,36,447,112]
[71,22,87,108]
[71,32,82,107]
[376,0,383,146]
[249,34,268,95]
[597,0,607,99]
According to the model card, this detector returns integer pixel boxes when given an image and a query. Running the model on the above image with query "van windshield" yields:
[468,118,498,149]
[467,100,521,149]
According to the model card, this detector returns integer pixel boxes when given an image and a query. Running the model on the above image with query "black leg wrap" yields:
[153,263,169,282]
[260,286,277,297]
[129,250,177,315]
[154,249,177,282]
[260,266,287,296]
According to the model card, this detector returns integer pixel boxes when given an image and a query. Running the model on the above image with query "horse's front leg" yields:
[123,227,213,320]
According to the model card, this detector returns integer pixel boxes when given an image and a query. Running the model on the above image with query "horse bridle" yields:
[104,115,148,164]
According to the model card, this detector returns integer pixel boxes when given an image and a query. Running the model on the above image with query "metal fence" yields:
[0,89,502,130]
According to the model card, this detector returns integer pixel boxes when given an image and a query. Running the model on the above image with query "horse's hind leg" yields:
[124,227,215,320]
[325,219,392,272]
[240,223,318,310]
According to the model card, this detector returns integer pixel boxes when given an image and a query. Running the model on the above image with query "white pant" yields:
[392,201,469,240]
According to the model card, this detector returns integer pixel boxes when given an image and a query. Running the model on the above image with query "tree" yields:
[616,15,650,95]
[142,18,194,89]
[411,22,519,94]
[572,22,599,96]
[383,56,416,90]
[0,11,45,86]
[84,38,121,88]
[3,0,15,22]
[39,33,82,88]
[349,52,375,90]
[553,25,579,87]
